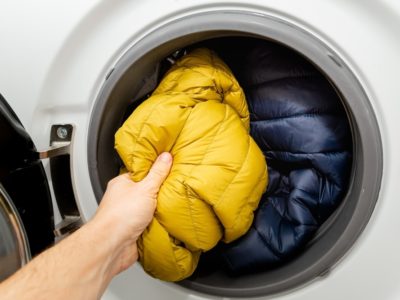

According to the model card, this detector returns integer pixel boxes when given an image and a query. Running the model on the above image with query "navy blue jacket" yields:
[220,41,352,272]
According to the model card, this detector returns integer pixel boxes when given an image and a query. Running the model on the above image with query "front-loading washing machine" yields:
[0,1,399,299]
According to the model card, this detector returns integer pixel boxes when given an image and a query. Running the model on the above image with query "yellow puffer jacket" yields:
[115,48,268,281]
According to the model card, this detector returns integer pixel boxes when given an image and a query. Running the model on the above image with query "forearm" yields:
[0,217,124,300]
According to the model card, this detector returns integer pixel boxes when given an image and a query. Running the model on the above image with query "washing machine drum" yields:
[212,41,352,272]
[113,40,352,274]
[89,22,382,296]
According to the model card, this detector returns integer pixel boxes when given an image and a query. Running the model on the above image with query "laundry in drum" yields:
[194,38,352,274]
[114,48,268,282]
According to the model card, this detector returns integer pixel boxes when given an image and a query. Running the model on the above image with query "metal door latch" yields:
[36,124,82,238]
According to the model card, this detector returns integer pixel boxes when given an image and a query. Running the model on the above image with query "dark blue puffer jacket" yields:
[220,41,352,272]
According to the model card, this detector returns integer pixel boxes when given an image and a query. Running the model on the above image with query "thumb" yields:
[142,152,173,190]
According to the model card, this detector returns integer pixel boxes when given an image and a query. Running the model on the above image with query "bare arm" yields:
[0,152,173,300]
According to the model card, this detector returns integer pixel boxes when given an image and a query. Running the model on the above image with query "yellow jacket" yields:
[115,48,268,281]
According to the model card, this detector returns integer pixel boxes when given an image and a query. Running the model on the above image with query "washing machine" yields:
[0,0,399,299]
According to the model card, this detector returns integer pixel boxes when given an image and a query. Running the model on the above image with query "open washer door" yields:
[0,94,54,281]
[0,184,30,281]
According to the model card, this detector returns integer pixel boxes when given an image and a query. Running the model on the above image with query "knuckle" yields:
[140,179,155,191]
[107,178,117,188]
[151,168,165,179]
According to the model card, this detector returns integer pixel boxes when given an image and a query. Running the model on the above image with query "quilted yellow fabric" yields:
[115,48,268,281]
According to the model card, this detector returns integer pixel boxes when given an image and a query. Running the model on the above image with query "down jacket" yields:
[115,48,268,281]
[216,40,352,272]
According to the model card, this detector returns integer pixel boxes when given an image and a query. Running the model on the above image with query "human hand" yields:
[92,152,173,276]
[0,153,173,300]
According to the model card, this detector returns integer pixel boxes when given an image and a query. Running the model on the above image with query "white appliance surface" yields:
[1,1,399,299]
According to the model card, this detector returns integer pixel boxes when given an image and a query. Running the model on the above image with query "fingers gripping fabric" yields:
[115,48,268,281]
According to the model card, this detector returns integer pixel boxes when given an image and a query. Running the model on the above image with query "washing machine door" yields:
[0,93,54,280]
[0,184,29,281]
